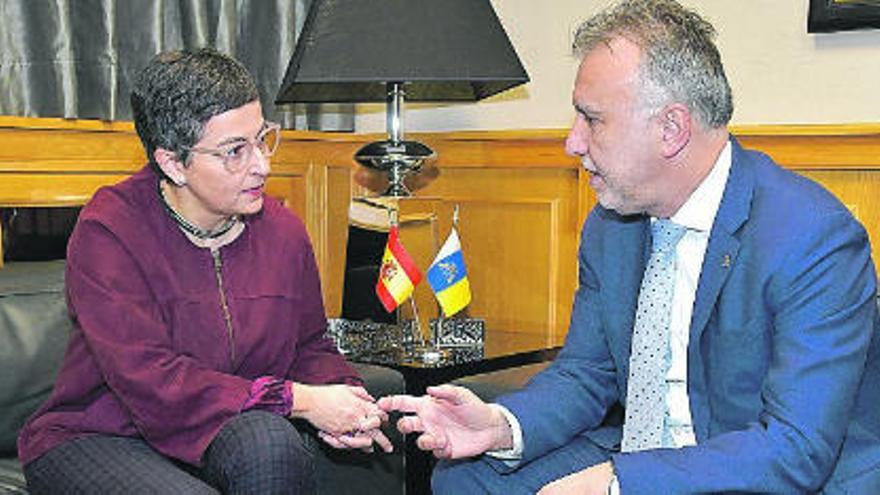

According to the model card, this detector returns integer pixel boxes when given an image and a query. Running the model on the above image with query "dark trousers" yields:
[24,411,314,494]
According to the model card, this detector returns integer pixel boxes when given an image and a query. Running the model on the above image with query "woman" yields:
[18,48,389,494]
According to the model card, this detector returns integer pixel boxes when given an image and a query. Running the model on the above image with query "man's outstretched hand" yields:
[377,384,513,459]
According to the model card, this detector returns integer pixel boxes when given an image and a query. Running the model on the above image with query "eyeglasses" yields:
[185,122,281,173]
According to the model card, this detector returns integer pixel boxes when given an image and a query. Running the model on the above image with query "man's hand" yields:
[378,384,513,459]
[291,383,386,436]
[537,461,614,495]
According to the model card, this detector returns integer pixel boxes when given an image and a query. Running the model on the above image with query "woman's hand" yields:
[291,383,392,453]
[291,383,387,435]
[317,428,394,453]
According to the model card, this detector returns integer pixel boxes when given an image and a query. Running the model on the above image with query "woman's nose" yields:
[250,145,272,176]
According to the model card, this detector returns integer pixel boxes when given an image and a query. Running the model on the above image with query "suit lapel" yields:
[687,138,753,439]
[689,236,741,345]
[690,139,752,344]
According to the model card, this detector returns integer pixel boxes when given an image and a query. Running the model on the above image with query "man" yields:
[378,1,880,493]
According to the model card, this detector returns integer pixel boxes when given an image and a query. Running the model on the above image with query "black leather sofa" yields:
[0,261,406,494]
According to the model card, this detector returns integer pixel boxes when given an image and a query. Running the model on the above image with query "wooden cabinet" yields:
[2,117,879,346]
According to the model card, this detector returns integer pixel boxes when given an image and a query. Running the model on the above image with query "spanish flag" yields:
[427,228,471,317]
[375,226,423,312]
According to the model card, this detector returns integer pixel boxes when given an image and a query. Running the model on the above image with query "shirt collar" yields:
[668,140,732,233]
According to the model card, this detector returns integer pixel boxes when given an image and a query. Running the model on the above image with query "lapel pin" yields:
[722,254,732,268]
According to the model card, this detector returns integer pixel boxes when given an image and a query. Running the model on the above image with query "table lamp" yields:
[275,0,530,196]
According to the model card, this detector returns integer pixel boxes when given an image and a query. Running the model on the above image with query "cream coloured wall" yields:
[355,0,880,132]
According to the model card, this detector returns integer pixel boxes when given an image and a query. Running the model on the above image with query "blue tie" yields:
[621,219,687,453]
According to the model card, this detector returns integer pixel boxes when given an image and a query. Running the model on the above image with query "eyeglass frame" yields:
[183,121,281,173]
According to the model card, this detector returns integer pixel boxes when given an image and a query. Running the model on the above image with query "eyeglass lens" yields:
[260,125,280,156]
[224,124,280,172]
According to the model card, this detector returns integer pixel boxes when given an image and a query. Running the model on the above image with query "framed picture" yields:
[808,0,880,33]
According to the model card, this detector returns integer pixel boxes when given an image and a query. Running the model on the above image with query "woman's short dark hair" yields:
[130,48,260,171]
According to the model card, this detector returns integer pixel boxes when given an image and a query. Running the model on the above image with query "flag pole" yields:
[444,203,461,325]
[434,205,459,345]
[431,204,460,350]
[409,296,424,348]
[389,207,398,229]
[449,204,471,320]
[430,208,444,348]
[386,206,405,333]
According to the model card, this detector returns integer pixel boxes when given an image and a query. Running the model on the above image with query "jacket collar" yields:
[686,136,754,440]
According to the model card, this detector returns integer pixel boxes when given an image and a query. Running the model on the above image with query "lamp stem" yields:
[387,82,405,144]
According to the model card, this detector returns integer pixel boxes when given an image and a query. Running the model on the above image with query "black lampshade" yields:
[275,0,530,103]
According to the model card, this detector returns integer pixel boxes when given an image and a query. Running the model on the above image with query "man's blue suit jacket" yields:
[498,139,880,493]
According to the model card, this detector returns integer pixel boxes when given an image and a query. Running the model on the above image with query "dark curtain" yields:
[0,0,353,130]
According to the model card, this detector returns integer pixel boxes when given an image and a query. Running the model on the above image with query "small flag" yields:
[427,228,471,317]
[376,226,423,312]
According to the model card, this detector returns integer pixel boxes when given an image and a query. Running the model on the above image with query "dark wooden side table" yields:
[353,331,562,495]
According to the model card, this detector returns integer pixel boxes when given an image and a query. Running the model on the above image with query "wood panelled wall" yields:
[1,117,879,345]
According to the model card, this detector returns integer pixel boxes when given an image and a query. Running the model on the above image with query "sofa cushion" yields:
[310,362,405,495]
[0,457,26,494]
[0,261,70,456]
[453,361,550,403]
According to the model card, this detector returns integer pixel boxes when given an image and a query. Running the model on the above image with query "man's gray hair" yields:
[573,0,733,129]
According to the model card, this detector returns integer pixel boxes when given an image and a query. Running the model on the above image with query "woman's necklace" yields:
[157,180,239,240]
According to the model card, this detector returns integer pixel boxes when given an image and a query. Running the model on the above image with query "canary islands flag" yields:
[376,226,423,312]
[427,228,471,317]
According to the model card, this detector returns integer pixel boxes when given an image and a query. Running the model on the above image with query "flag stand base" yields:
[325,317,485,366]
[429,318,485,348]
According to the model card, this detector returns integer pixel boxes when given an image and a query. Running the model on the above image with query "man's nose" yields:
[565,118,588,157]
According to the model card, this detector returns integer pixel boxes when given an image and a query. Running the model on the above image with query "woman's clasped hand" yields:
[292,383,393,453]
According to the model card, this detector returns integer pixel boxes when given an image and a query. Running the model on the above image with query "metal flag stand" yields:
[325,203,483,366]
[430,204,459,347]
[406,205,445,364]
[385,207,424,353]
[423,204,485,363]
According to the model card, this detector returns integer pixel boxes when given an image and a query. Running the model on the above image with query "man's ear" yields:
[658,103,691,159]
[154,148,187,186]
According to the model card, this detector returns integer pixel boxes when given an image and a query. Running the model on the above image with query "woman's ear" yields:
[154,148,187,186]
[658,103,691,159]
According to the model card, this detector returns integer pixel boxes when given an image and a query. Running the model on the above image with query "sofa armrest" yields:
[300,362,405,495]
[0,261,70,456]
[0,457,27,494]
[452,362,550,403]
[353,362,405,400]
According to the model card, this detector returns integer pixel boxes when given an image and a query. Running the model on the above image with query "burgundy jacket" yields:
[18,166,359,466]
